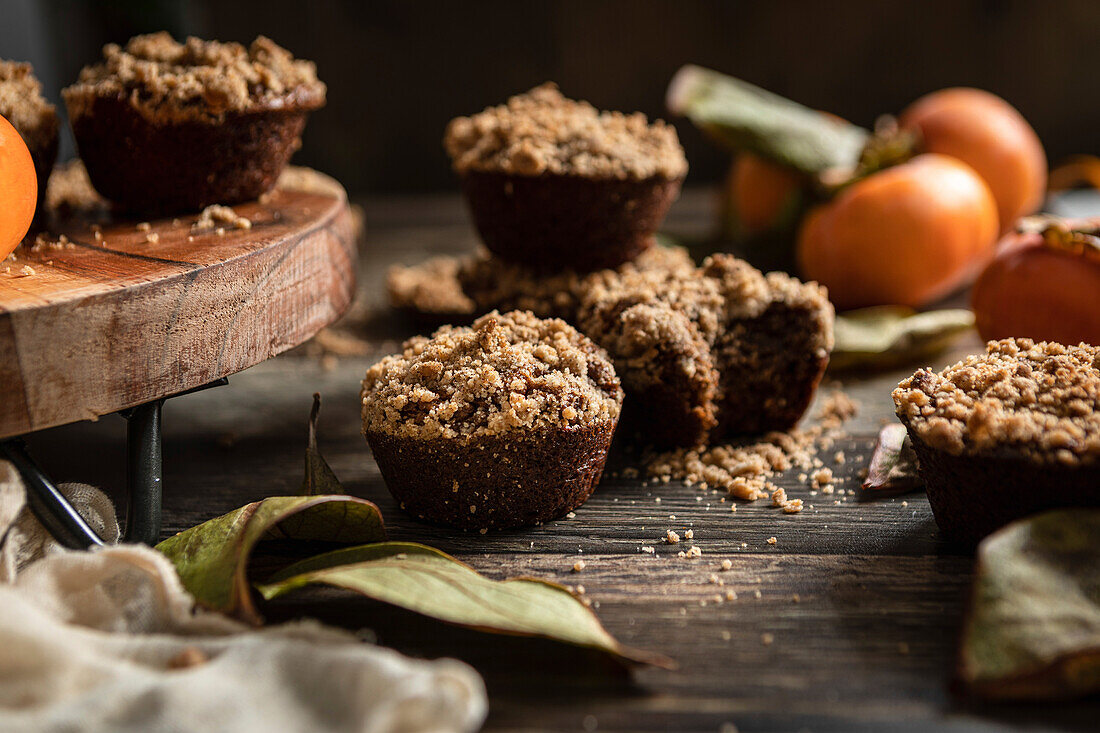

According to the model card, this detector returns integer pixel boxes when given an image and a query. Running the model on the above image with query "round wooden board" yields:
[0,167,357,438]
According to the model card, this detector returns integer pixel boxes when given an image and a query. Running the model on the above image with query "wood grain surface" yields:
[0,169,357,438]
[20,190,1098,732]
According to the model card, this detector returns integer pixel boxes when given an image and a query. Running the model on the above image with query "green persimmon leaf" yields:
[257,542,674,669]
[958,510,1100,699]
[156,496,386,623]
[667,64,868,175]
[831,306,975,371]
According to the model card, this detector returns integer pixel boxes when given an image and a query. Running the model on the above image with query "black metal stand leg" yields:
[4,377,228,548]
[121,400,163,545]
[0,440,105,550]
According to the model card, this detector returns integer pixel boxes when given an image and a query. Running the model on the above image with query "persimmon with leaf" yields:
[796,154,998,309]
[0,113,37,259]
[971,217,1100,345]
[668,67,1046,308]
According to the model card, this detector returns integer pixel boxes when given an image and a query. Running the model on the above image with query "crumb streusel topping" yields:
[63,32,325,123]
[444,83,688,180]
[894,338,1100,465]
[361,310,622,440]
[0,60,58,152]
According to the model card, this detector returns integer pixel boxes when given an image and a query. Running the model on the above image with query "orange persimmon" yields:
[796,154,998,310]
[724,152,803,236]
[0,114,37,259]
[900,88,1046,233]
[971,218,1100,345]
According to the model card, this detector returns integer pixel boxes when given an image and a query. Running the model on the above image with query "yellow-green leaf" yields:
[831,306,975,371]
[958,509,1100,699]
[666,64,868,175]
[257,542,675,668]
[156,495,386,623]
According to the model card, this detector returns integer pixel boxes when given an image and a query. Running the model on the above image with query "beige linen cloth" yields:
[0,460,487,733]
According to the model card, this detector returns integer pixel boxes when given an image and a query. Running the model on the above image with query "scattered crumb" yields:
[812,467,833,488]
[782,499,803,514]
[572,560,586,573]
[684,529,694,540]
[665,529,680,544]
[767,536,777,545]
[761,633,774,646]
[193,204,252,233]
[720,559,732,571]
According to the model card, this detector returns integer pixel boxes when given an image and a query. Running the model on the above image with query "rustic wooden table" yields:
[23,191,1097,732]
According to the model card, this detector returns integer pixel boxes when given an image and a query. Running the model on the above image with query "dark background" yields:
[4,0,1098,195]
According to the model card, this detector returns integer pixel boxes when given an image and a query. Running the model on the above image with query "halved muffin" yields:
[894,338,1100,545]
[361,310,623,530]
[63,32,325,213]
[445,83,687,272]
[578,253,834,446]
[0,60,59,212]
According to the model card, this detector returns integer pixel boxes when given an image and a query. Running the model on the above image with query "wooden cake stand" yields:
[0,167,357,546]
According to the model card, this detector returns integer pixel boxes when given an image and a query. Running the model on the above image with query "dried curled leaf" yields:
[958,510,1100,699]
[666,64,867,175]
[862,423,923,495]
[257,542,675,669]
[831,306,975,371]
[302,393,342,496]
[157,496,387,623]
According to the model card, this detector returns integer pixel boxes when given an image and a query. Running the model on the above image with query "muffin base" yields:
[460,171,682,272]
[70,95,316,214]
[366,420,617,530]
[902,423,1100,547]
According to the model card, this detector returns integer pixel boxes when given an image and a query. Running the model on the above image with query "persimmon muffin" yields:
[63,32,325,213]
[0,60,59,211]
[445,83,687,271]
[579,253,833,446]
[894,338,1100,545]
[361,310,623,530]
